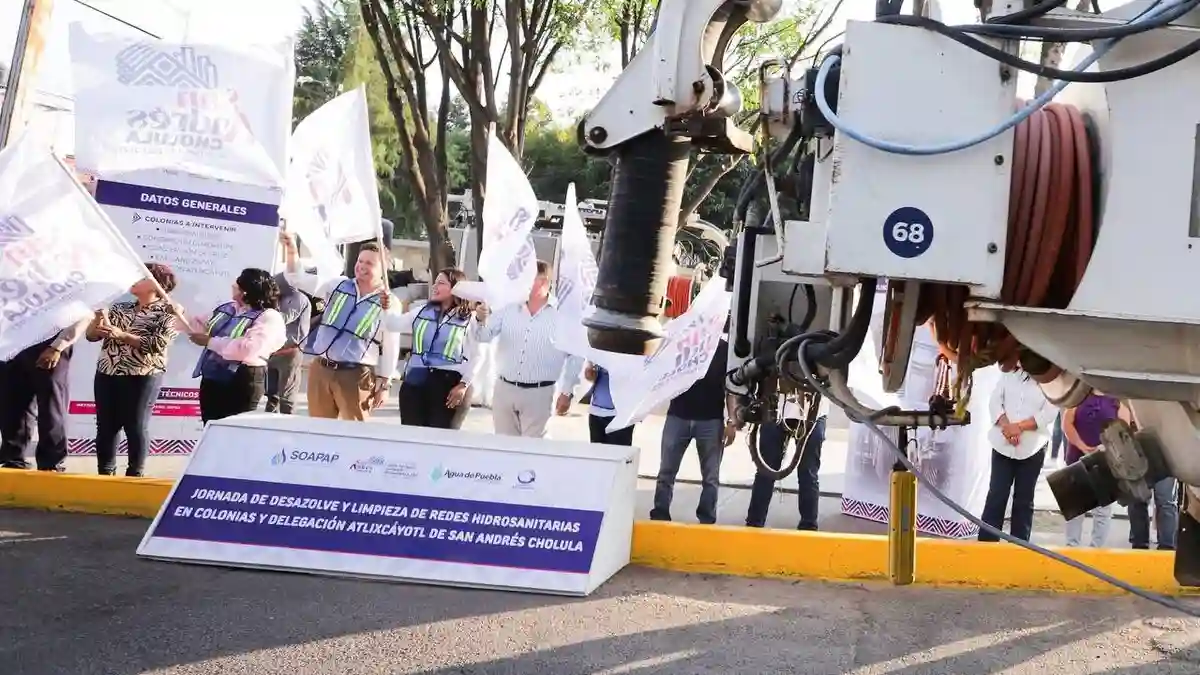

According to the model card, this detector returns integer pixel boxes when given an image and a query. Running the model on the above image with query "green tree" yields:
[589,0,821,228]
[359,0,461,270]
[293,0,359,123]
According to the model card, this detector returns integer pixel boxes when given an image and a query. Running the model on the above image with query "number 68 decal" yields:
[882,207,934,259]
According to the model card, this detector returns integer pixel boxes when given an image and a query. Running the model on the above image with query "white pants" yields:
[1064,503,1113,548]
[491,380,554,438]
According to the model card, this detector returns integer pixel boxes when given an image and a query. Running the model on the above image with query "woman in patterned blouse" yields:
[85,263,181,476]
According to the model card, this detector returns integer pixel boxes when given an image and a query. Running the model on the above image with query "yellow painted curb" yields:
[1,472,1190,596]
[0,471,170,518]
[632,520,1195,596]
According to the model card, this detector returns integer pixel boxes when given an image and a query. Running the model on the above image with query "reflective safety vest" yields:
[302,278,386,364]
[192,302,263,381]
[590,367,614,416]
[408,303,470,371]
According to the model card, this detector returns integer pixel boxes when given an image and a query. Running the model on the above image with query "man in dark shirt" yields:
[650,338,733,525]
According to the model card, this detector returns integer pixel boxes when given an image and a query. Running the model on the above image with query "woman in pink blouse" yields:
[184,268,287,423]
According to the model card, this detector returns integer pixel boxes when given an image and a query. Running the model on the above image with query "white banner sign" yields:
[604,278,731,433]
[478,134,537,309]
[0,133,147,360]
[282,86,381,245]
[840,285,998,538]
[138,414,638,596]
[68,23,294,189]
[66,174,283,456]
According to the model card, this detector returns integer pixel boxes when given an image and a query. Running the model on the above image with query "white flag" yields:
[552,183,599,352]
[68,22,293,188]
[0,133,149,361]
[605,277,731,433]
[478,134,537,309]
[282,86,382,245]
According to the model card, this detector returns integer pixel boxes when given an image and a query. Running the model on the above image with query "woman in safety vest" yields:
[185,268,287,423]
[390,267,476,429]
[583,362,636,445]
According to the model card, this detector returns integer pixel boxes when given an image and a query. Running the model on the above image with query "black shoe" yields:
[745,521,765,528]
[98,466,116,476]
[1132,544,1150,550]
[797,522,819,532]
[125,469,144,478]
[1158,544,1176,551]
[0,461,30,470]
[36,464,65,473]
[648,510,672,522]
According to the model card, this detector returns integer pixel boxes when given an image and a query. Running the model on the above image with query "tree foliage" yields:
[293,0,359,123]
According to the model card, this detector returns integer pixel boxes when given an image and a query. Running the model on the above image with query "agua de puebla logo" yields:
[115,43,252,154]
[429,464,503,484]
[0,215,88,322]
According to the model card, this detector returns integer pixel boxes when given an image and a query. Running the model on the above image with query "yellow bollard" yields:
[888,465,917,585]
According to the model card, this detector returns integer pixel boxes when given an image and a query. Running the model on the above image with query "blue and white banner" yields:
[66,175,282,457]
[138,416,637,595]
[64,22,292,457]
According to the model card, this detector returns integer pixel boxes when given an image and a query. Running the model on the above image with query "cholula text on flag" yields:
[478,133,538,310]
[0,132,150,360]
[604,277,731,433]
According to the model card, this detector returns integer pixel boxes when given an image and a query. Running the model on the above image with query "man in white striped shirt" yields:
[474,261,584,437]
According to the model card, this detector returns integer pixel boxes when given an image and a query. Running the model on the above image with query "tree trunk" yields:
[677,156,743,227]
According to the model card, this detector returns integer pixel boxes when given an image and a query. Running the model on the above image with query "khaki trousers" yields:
[307,359,374,421]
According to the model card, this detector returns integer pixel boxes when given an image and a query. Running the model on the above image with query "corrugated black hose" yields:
[585,130,692,354]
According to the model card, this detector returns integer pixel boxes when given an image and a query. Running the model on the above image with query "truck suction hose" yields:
[584,130,692,356]
[734,281,874,480]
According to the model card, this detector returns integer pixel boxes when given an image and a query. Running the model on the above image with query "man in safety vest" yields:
[279,232,403,421]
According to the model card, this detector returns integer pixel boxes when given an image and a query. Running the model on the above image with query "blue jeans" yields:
[1129,477,1179,550]
[1051,412,1064,460]
[979,447,1045,542]
[745,417,827,529]
[651,416,724,524]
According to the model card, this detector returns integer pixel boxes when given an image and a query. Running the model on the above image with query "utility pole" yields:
[0,0,56,150]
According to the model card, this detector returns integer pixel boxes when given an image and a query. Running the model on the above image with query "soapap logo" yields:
[271,448,340,467]
[114,43,254,157]
[514,469,536,490]
[349,456,386,474]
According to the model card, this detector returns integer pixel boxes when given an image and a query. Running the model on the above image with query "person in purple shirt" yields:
[1061,393,1130,547]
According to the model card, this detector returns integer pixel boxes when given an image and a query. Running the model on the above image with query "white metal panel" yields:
[1063,30,1200,323]
[823,20,1014,297]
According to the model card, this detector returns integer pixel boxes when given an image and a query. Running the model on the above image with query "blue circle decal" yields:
[882,207,934,259]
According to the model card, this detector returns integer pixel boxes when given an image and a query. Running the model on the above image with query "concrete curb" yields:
[0,472,1181,596]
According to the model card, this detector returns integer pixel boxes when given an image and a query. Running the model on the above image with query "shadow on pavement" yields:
[2,510,1198,674]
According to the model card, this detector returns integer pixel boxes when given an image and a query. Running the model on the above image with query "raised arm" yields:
[205,311,286,362]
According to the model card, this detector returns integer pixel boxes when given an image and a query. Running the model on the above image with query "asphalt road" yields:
[2,509,1199,675]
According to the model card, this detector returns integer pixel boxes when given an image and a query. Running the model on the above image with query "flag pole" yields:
[52,152,173,303]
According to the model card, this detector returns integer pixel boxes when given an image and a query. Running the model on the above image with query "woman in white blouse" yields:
[978,366,1058,543]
